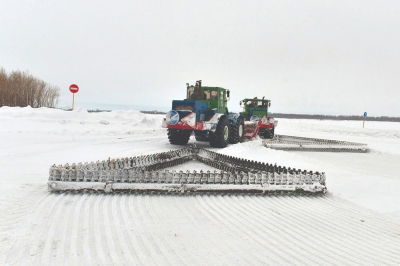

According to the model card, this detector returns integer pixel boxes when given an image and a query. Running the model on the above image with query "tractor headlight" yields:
[166,110,179,125]
[250,115,259,122]
[268,117,275,124]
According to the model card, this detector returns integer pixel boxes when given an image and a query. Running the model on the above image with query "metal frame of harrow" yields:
[48,145,327,194]
[263,135,369,152]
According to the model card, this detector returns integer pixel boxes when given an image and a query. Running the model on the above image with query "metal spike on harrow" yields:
[263,134,369,153]
[48,145,327,194]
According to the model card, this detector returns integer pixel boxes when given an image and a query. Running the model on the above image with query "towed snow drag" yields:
[48,145,327,194]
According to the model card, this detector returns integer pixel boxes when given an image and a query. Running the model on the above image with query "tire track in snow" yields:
[214,194,315,265]
[93,194,110,265]
[51,193,85,266]
[251,194,356,265]
[111,194,138,263]
[144,195,182,266]
[127,195,159,265]
[98,194,119,264]
[81,194,93,266]
[187,195,258,265]
[39,193,70,266]
[3,192,400,265]
[102,195,124,264]
[193,194,273,265]
[320,195,400,264]
[5,193,62,265]
[0,185,46,262]
[202,194,293,265]
[248,195,351,265]
[257,194,400,265]
[172,195,231,265]
[277,194,380,265]
[136,195,171,265]
[52,193,77,265]
[323,195,400,239]
[0,185,47,233]
[285,195,384,264]
[177,194,246,265]
[20,193,66,265]
[293,194,393,260]
[69,193,89,265]
[87,193,99,265]
[118,195,146,265]
[108,194,134,263]
[124,195,154,265]
[304,195,400,263]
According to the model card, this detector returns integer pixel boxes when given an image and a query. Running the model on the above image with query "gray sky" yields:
[1,0,399,116]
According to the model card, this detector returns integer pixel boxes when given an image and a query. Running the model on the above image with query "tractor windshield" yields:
[188,87,202,100]
[203,89,218,100]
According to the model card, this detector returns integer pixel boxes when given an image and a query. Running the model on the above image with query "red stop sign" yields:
[69,84,79,93]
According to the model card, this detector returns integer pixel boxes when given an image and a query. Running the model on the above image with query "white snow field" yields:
[1,107,400,265]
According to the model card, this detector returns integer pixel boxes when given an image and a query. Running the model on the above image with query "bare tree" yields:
[0,68,60,108]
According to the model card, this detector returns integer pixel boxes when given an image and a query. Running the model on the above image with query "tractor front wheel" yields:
[209,116,230,148]
[168,129,191,145]
[229,116,245,144]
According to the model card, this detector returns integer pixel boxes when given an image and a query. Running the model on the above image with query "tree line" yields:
[0,68,60,108]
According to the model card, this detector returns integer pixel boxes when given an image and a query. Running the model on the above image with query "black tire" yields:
[168,129,191,145]
[209,116,230,148]
[229,116,245,144]
[195,135,208,142]
[263,127,275,139]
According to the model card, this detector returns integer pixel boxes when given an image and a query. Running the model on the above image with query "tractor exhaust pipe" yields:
[196,80,202,88]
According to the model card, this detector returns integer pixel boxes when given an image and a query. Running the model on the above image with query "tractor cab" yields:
[240,97,276,139]
[240,97,271,121]
[185,80,230,114]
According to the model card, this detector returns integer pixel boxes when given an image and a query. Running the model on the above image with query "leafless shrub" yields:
[0,67,60,108]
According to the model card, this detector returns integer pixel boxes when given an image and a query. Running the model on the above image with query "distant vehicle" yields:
[240,97,277,139]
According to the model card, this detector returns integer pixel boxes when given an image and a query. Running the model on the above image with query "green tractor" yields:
[162,80,245,148]
[240,97,276,139]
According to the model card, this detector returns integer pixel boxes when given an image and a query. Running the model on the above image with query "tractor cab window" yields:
[188,87,202,100]
[203,89,218,100]
[203,90,209,99]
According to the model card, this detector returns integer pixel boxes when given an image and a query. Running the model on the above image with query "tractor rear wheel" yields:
[168,129,191,145]
[229,116,245,144]
[209,116,230,148]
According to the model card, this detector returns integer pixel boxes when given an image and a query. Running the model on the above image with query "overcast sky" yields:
[1,0,399,116]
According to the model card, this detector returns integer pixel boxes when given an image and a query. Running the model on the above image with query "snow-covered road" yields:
[1,107,400,265]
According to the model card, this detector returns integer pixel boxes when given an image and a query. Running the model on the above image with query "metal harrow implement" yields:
[263,134,369,153]
[48,146,327,194]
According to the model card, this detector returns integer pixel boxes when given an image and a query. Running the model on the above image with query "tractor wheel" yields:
[229,116,245,144]
[209,116,230,148]
[168,129,191,145]
[263,127,275,139]
[195,135,208,142]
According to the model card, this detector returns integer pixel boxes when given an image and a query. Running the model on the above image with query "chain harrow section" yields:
[48,145,327,194]
[263,134,369,153]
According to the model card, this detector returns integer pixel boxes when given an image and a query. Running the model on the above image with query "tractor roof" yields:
[242,98,270,102]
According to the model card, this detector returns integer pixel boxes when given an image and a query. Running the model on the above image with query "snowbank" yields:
[0,106,165,135]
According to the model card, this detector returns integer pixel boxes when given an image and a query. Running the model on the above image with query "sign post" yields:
[363,112,367,128]
[69,84,79,110]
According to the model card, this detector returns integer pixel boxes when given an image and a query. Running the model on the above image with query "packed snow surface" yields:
[1,107,400,265]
